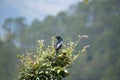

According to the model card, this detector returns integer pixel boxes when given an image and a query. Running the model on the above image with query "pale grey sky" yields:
[0,0,82,26]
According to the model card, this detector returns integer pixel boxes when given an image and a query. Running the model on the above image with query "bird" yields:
[55,36,63,53]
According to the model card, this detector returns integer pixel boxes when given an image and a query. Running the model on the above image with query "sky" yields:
[0,0,81,26]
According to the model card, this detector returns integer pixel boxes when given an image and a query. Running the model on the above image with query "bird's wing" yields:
[56,41,63,49]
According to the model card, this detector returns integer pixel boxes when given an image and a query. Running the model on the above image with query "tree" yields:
[17,35,88,80]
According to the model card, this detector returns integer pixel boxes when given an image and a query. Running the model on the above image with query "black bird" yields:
[55,36,63,52]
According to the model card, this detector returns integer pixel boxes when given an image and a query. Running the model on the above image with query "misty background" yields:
[0,0,120,80]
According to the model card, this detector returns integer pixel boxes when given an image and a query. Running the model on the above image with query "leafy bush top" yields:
[17,35,89,80]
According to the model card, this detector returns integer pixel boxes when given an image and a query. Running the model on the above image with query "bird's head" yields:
[56,36,62,41]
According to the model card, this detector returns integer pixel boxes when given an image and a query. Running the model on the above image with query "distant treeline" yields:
[0,0,120,80]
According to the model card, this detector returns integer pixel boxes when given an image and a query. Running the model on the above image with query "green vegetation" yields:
[0,0,120,80]
[17,36,88,80]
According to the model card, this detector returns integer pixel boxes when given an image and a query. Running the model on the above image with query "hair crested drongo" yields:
[55,36,63,52]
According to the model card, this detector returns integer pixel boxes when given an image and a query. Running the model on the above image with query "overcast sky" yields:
[0,0,82,26]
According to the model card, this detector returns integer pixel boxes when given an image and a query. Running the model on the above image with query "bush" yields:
[16,35,89,80]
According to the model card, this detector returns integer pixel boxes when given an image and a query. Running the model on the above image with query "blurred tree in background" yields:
[0,0,120,80]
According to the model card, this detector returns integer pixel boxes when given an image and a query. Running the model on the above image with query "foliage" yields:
[0,40,19,80]
[16,35,88,80]
[0,0,120,80]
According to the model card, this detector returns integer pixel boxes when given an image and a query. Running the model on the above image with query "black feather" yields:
[55,36,63,52]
